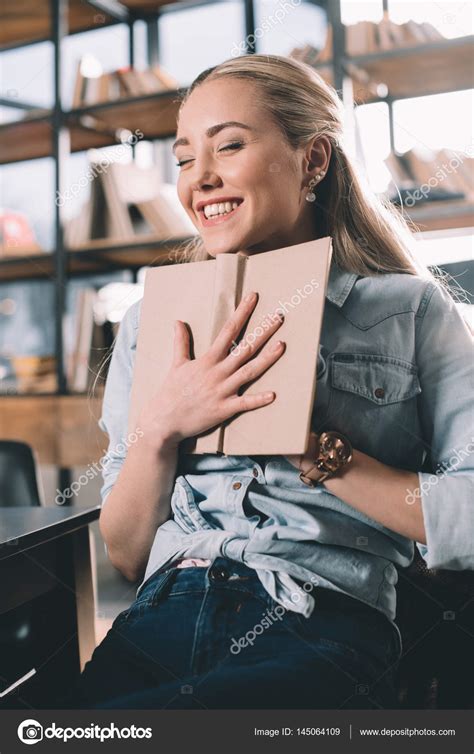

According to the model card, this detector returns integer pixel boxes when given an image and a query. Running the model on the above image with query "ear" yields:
[303,135,332,179]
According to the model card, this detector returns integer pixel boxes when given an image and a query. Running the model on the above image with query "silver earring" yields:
[306,170,325,203]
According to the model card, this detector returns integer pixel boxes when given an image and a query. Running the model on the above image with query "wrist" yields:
[134,419,181,457]
[299,430,353,487]
[321,448,359,489]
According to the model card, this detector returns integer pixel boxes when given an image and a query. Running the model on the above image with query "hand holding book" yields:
[136,291,286,451]
[129,238,333,455]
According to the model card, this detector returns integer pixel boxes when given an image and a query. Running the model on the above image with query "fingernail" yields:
[245,292,257,302]
[272,340,284,351]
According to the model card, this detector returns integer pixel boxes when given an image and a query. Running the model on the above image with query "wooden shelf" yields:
[120,0,181,8]
[0,0,118,50]
[316,36,474,103]
[0,0,214,50]
[405,199,474,233]
[68,89,183,148]
[119,0,212,11]
[0,393,106,466]
[0,90,183,164]
[0,236,191,281]
[0,114,52,164]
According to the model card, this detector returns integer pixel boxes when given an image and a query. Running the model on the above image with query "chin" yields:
[203,236,247,257]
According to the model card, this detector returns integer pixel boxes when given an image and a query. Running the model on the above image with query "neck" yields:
[244,204,319,255]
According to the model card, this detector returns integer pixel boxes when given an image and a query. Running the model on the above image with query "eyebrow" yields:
[172,121,253,154]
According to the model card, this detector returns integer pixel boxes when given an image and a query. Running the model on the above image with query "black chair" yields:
[0,440,43,507]
[395,549,474,709]
[0,440,43,707]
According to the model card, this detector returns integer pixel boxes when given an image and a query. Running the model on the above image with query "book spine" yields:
[194,253,248,454]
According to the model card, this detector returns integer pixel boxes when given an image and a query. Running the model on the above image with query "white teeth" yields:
[203,200,241,218]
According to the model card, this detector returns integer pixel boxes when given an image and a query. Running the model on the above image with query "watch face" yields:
[319,432,352,472]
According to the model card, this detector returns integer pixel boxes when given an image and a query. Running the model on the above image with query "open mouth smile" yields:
[195,197,244,227]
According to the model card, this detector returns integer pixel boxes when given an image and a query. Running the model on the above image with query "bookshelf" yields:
[0,0,118,50]
[0,237,189,281]
[315,35,474,104]
[0,89,183,164]
[319,0,474,237]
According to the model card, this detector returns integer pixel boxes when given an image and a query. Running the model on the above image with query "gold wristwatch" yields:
[299,431,353,486]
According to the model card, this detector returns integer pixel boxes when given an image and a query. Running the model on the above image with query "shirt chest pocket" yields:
[326,353,422,463]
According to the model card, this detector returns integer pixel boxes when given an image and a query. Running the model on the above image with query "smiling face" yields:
[174,78,322,257]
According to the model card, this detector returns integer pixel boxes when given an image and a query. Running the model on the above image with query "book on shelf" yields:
[128,237,333,455]
[384,148,473,204]
[64,161,196,248]
[72,57,179,108]
[67,288,113,393]
[0,210,43,258]
[289,15,445,64]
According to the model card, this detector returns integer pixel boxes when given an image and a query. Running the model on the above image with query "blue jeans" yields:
[63,557,401,709]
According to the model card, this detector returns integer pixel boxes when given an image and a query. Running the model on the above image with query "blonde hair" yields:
[174,53,456,292]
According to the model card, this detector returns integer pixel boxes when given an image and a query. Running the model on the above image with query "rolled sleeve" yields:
[415,283,474,570]
[99,299,141,507]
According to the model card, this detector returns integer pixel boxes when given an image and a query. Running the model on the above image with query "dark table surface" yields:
[0,505,101,558]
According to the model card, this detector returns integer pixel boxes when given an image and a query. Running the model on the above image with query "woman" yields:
[65,55,473,710]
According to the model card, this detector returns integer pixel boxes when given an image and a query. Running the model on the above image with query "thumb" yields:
[172,320,190,366]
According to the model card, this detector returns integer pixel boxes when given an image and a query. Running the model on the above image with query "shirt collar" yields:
[325,258,359,308]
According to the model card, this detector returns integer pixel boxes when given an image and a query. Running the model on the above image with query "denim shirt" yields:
[98,258,474,644]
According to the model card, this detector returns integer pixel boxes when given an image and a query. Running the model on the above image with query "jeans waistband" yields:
[166,557,386,619]
[146,556,402,663]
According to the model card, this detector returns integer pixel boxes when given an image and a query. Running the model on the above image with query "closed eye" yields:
[218,141,244,152]
[175,141,244,167]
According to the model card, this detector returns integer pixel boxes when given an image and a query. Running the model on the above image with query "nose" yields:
[190,169,223,193]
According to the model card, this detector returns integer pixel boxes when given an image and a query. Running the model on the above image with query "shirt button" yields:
[374,387,385,399]
[232,482,242,490]
[252,467,259,478]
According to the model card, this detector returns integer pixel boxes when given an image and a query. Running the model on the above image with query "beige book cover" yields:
[128,237,333,455]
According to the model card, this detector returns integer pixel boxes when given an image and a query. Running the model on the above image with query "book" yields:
[103,163,196,239]
[384,152,413,189]
[71,61,178,107]
[289,18,446,62]
[365,22,378,54]
[384,149,467,205]
[403,20,428,45]
[65,161,196,247]
[68,289,96,392]
[67,288,113,392]
[128,237,333,455]
[420,22,443,42]
[377,13,394,50]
